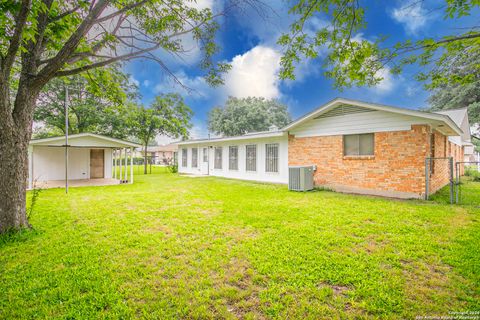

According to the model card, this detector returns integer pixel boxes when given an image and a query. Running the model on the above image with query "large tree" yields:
[128,93,192,174]
[426,49,480,151]
[0,0,240,233]
[208,97,291,136]
[34,65,137,139]
[278,1,480,88]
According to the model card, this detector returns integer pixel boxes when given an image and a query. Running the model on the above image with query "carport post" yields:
[130,147,134,184]
[124,147,127,182]
[119,148,123,183]
[113,149,116,180]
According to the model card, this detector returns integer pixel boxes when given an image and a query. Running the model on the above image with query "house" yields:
[434,108,475,162]
[147,143,178,165]
[28,133,141,189]
[178,98,470,199]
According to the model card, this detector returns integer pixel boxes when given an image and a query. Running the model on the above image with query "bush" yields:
[167,164,178,173]
[465,166,480,181]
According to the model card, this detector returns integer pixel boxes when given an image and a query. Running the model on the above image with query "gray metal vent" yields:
[289,166,315,191]
[314,104,375,119]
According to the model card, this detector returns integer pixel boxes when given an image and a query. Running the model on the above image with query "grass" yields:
[1,167,479,319]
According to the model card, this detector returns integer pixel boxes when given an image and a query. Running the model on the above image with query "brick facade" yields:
[288,125,463,198]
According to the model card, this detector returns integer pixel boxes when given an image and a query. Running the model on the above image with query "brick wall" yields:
[428,130,464,194]
[288,125,431,198]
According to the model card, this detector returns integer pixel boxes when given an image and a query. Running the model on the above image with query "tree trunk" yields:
[144,145,148,174]
[0,84,38,233]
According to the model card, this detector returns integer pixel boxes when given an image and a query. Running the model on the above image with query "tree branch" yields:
[94,0,149,24]
[1,0,31,79]
[37,0,109,82]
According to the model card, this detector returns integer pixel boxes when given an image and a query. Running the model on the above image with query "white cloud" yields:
[373,67,394,93]
[391,1,429,35]
[143,80,150,87]
[224,45,281,99]
[153,70,212,99]
[129,76,139,87]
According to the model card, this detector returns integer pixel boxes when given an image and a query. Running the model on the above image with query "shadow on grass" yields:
[0,227,41,248]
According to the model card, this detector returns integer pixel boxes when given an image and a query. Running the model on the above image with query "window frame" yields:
[245,144,257,172]
[191,148,198,168]
[343,133,375,157]
[203,147,208,162]
[214,146,223,169]
[181,148,187,167]
[265,143,279,173]
[229,146,239,171]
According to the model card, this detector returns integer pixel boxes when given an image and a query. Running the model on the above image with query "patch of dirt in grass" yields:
[400,260,468,312]
[212,256,266,319]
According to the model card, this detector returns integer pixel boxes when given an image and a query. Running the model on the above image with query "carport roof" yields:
[30,133,141,148]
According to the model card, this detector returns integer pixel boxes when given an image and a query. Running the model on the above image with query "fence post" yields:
[456,162,460,204]
[449,157,454,204]
[425,158,429,200]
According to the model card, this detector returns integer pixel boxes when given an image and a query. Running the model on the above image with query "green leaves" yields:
[128,93,193,149]
[279,0,480,89]
[208,97,292,136]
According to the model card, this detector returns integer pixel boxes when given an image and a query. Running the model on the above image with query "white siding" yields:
[32,147,113,181]
[290,110,432,137]
[33,147,90,181]
[178,136,289,184]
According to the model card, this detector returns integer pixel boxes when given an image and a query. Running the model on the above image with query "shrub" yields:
[167,164,178,173]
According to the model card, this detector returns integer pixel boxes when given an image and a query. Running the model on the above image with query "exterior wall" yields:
[31,147,113,182]
[428,130,464,194]
[288,125,431,198]
[290,110,433,138]
[178,136,289,184]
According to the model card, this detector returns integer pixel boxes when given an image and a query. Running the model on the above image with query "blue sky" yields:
[123,0,478,143]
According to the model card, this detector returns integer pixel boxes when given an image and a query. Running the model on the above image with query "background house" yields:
[178,98,470,199]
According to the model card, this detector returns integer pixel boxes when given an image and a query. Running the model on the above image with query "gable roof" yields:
[283,98,463,136]
[30,133,141,148]
[434,108,471,143]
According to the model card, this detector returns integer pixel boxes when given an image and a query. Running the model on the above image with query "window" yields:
[203,147,208,162]
[191,148,198,168]
[343,133,374,156]
[265,143,279,173]
[181,148,187,167]
[229,146,238,170]
[246,145,256,172]
[214,147,222,169]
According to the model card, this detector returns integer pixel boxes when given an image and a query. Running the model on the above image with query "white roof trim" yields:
[177,131,285,145]
[282,98,463,136]
[30,133,142,148]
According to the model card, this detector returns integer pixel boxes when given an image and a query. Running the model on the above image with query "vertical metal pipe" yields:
[64,86,69,194]
[113,149,116,180]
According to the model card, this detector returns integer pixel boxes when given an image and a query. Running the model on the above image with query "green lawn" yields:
[1,168,479,319]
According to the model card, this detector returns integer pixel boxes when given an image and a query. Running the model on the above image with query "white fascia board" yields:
[30,133,141,148]
[177,131,286,146]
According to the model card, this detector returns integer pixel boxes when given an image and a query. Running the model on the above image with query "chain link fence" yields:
[455,161,480,205]
[425,157,454,204]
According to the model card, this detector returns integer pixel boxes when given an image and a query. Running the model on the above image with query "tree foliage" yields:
[208,97,291,136]
[0,0,247,232]
[279,0,480,89]
[34,65,137,139]
[426,49,480,151]
[128,93,192,173]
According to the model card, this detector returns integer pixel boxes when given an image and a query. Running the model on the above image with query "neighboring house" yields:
[28,133,141,189]
[178,98,470,199]
[434,108,475,162]
[147,144,178,165]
